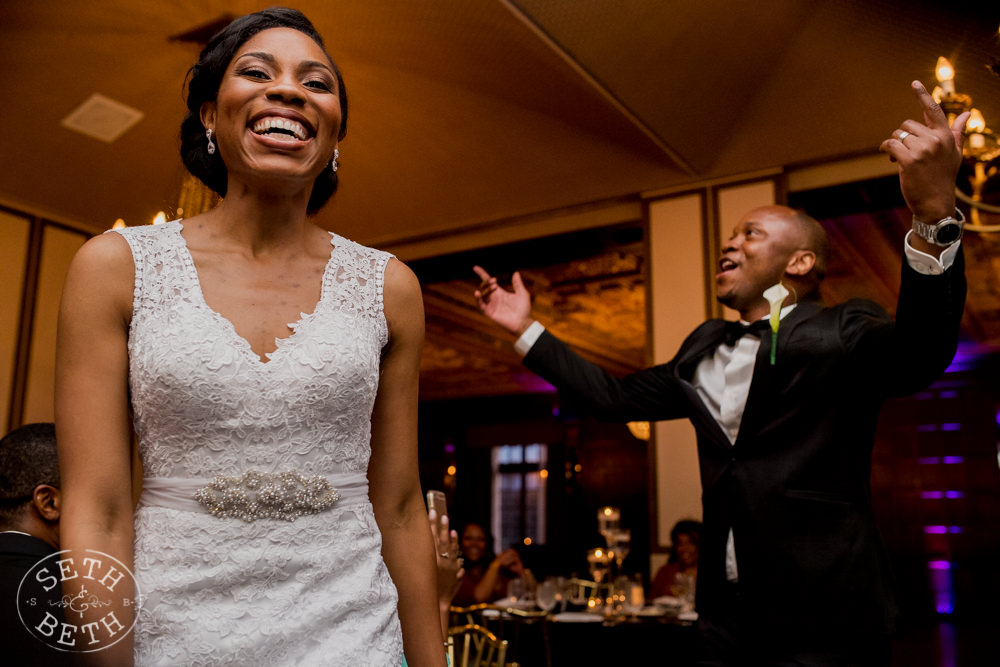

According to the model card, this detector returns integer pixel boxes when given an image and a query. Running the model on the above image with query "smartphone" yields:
[426,489,448,530]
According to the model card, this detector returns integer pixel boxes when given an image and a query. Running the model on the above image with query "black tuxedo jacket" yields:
[524,252,966,637]
[0,531,81,664]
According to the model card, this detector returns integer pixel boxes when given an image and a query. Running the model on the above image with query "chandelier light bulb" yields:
[935,56,956,94]
[968,108,986,133]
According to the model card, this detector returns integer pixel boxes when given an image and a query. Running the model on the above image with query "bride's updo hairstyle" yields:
[180,7,349,213]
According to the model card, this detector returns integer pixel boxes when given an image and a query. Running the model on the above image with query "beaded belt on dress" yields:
[139,471,369,522]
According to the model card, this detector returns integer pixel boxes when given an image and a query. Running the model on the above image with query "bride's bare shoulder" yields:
[63,232,137,318]
[70,231,136,278]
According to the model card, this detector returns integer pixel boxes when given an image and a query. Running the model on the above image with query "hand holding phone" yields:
[426,489,448,529]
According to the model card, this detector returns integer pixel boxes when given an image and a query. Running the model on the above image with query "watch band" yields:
[912,208,965,246]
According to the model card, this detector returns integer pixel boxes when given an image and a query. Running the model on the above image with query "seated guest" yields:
[452,521,525,605]
[650,519,701,601]
[0,422,78,664]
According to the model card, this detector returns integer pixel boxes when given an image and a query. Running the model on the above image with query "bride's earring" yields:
[206,128,216,155]
[331,148,339,172]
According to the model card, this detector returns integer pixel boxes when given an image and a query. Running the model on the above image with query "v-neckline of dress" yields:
[171,221,339,366]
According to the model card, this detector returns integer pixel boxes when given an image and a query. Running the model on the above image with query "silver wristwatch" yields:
[911,208,965,246]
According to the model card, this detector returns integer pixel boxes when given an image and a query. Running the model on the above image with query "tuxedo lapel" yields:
[737,301,824,443]
[673,319,737,451]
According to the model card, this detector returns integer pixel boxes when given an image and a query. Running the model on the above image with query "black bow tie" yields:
[723,319,771,346]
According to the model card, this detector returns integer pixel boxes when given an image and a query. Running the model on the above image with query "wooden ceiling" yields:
[2,1,1000,400]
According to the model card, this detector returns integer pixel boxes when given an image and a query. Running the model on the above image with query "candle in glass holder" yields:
[587,547,610,583]
[597,506,621,545]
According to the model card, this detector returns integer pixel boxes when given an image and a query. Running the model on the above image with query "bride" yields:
[55,8,443,665]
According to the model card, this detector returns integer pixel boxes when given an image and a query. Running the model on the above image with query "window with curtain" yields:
[491,443,547,552]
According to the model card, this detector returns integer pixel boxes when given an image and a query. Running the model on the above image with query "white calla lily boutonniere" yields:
[763,283,789,365]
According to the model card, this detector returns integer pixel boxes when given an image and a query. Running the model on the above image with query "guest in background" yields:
[0,422,77,665]
[452,521,525,605]
[650,519,701,601]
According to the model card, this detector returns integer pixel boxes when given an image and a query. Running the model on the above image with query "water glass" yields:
[507,578,524,604]
[536,579,558,613]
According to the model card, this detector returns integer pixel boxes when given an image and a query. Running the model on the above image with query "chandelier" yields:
[932,56,1000,232]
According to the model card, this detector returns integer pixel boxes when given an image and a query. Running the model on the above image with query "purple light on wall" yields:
[924,525,964,534]
[944,345,977,373]
[941,423,962,432]
[921,491,944,499]
[918,457,941,465]
[928,561,955,615]
[942,456,964,464]
[938,390,959,399]
[917,424,938,432]
[444,443,455,454]
[944,490,964,499]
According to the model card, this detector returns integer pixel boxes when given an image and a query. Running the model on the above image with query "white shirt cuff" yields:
[904,230,960,276]
[513,321,546,357]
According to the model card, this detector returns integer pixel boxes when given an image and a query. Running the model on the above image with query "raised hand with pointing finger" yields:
[880,80,969,257]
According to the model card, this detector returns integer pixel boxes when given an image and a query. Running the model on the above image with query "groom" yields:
[472,81,968,666]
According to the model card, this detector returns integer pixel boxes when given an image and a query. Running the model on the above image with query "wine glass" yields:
[621,576,645,615]
[553,576,568,612]
[670,571,696,612]
[597,507,621,548]
[507,578,524,606]
[536,579,558,614]
[611,529,631,574]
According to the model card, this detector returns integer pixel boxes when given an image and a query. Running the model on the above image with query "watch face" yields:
[936,222,962,244]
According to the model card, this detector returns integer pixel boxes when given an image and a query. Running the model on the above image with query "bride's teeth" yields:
[252,118,307,140]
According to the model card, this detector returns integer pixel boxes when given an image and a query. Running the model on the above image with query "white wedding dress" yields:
[114,221,403,666]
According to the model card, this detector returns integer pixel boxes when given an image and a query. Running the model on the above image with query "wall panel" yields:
[0,211,31,434]
[22,225,87,424]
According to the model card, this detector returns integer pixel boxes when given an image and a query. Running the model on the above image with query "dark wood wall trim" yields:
[7,216,44,430]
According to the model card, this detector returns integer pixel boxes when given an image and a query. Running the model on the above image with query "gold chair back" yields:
[447,623,519,667]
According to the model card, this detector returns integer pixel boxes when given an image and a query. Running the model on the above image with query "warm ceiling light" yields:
[968,108,986,133]
[935,56,955,93]
[152,211,167,225]
[930,56,1000,232]
[627,421,650,441]
[111,218,126,230]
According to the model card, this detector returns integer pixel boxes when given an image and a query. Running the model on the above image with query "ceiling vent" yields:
[61,93,144,143]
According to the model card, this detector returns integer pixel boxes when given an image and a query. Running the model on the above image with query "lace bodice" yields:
[115,222,403,665]
[116,221,391,479]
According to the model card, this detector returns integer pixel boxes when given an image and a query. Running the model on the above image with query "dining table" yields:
[454,602,697,667]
